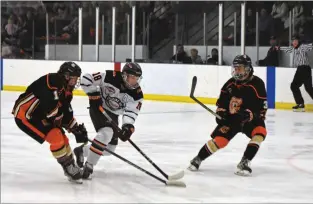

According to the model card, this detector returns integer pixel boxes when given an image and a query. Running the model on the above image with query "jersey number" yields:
[136,102,142,110]
[92,72,102,81]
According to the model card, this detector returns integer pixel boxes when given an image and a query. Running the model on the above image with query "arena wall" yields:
[1,59,312,111]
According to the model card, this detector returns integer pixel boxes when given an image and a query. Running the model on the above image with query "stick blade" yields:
[168,170,184,181]
[166,180,187,188]
[190,76,197,97]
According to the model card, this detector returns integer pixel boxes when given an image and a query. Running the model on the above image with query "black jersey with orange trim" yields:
[216,75,267,120]
[12,73,76,128]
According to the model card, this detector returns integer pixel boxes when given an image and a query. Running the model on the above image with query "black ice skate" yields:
[74,145,85,168]
[63,162,83,184]
[82,162,93,180]
[235,157,252,176]
[188,156,202,171]
[292,104,305,112]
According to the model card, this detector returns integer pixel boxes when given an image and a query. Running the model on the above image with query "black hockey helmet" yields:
[231,54,253,81]
[58,61,82,91]
[122,62,143,89]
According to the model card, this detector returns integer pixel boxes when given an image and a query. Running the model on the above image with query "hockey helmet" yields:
[58,61,82,91]
[231,54,253,81]
[122,62,143,89]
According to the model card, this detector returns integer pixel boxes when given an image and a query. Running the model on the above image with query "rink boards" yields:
[0,59,312,111]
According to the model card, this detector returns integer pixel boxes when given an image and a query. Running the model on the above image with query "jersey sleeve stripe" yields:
[46,74,58,90]
[244,84,267,99]
[125,110,138,116]
[83,76,93,84]
[123,114,135,122]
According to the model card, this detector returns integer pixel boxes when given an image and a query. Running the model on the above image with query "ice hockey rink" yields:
[1,91,313,203]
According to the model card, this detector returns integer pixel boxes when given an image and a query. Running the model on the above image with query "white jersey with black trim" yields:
[80,70,143,125]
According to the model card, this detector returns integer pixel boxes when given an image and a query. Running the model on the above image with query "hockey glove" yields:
[215,108,229,125]
[119,124,135,142]
[71,123,88,143]
[237,109,254,124]
[88,92,102,111]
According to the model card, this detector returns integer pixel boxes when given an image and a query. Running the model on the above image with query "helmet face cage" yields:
[122,72,142,90]
[59,62,82,91]
[122,63,142,90]
[231,55,252,81]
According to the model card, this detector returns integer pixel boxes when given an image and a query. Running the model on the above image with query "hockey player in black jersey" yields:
[12,62,88,183]
[74,62,143,179]
[188,55,268,176]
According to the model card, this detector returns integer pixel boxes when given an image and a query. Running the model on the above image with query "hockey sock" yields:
[86,127,114,165]
[198,139,217,160]
[243,135,264,160]
[198,137,229,160]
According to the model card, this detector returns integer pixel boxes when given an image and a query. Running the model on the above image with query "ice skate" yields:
[235,157,252,176]
[292,104,305,112]
[82,162,93,180]
[63,162,83,184]
[188,156,202,171]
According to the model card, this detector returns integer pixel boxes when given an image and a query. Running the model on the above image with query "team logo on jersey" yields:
[105,96,125,111]
[229,97,243,114]
[104,86,116,95]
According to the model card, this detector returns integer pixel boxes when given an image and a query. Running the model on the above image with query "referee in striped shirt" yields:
[282,35,313,112]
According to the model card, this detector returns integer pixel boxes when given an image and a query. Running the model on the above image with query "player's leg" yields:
[291,67,305,111]
[236,121,267,176]
[74,108,118,179]
[188,125,238,171]
[303,66,313,100]
[14,118,83,183]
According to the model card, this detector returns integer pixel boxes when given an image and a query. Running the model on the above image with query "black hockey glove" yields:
[215,108,229,125]
[88,92,102,111]
[237,109,254,124]
[71,123,88,143]
[119,124,134,142]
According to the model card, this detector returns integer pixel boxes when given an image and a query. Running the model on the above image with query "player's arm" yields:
[253,80,268,121]
[238,79,267,124]
[119,94,143,142]
[34,74,65,123]
[300,43,313,52]
[61,91,88,143]
[80,72,106,112]
[215,80,232,125]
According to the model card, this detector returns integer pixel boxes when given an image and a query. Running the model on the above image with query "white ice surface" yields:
[1,91,313,203]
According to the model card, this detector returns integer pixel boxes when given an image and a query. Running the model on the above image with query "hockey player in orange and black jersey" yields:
[74,62,143,179]
[188,55,268,176]
[12,62,88,183]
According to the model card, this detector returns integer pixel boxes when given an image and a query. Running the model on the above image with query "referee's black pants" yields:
[290,65,313,105]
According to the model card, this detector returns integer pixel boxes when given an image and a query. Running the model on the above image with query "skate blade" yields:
[293,108,305,112]
[68,177,83,184]
[234,170,251,177]
[187,164,198,171]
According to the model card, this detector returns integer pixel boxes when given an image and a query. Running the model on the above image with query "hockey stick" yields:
[100,109,184,181]
[88,138,186,187]
[190,76,223,120]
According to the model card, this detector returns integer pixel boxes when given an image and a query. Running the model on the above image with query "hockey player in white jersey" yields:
[74,62,143,179]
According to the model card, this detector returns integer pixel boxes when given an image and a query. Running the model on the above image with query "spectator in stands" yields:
[170,44,192,64]
[256,36,279,67]
[271,1,289,35]
[259,8,273,46]
[246,8,256,45]
[5,17,18,37]
[293,2,305,34]
[190,48,203,64]
[206,48,225,65]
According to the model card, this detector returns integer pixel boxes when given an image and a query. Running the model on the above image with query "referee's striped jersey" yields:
[282,43,313,67]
